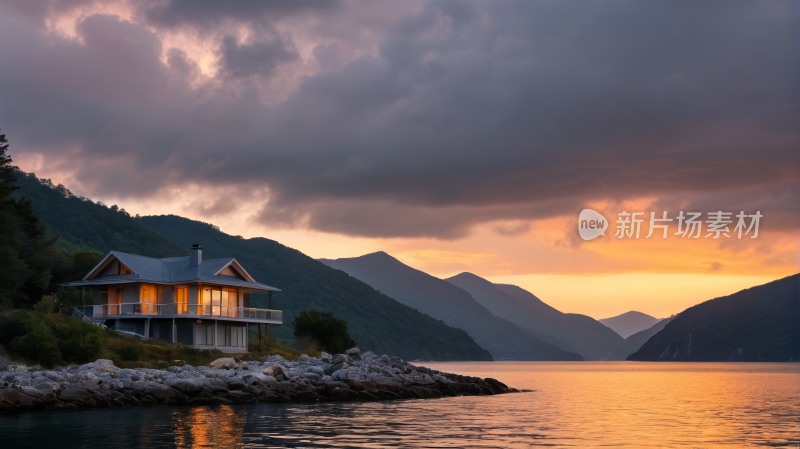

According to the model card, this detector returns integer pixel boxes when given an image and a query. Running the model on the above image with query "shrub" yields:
[292,308,356,354]
[9,319,63,368]
[0,310,30,345]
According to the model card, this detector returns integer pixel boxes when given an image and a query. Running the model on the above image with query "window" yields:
[140,284,157,314]
[175,286,188,314]
[199,286,238,316]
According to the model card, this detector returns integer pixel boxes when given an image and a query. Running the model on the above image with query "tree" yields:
[0,129,60,308]
[292,308,356,354]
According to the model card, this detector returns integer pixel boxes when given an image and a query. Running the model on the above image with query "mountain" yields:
[319,252,583,361]
[628,274,799,362]
[446,273,623,360]
[12,171,187,258]
[599,311,660,338]
[139,215,492,361]
[605,316,676,361]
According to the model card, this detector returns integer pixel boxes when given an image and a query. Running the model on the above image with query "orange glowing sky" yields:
[3,0,798,319]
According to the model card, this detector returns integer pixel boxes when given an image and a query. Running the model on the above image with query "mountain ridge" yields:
[320,252,583,361]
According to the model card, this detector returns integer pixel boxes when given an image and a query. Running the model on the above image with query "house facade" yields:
[62,244,282,352]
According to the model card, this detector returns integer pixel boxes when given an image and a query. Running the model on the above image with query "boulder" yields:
[7,365,27,373]
[347,366,359,375]
[320,352,332,363]
[284,368,305,379]
[227,377,246,391]
[228,390,256,403]
[242,372,271,383]
[262,365,284,377]
[345,348,361,360]
[2,389,36,406]
[209,357,238,369]
[33,382,59,394]
[331,370,348,381]
[306,366,324,376]
[331,354,350,365]
[165,378,204,396]
[94,359,120,374]
[300,373,321,383]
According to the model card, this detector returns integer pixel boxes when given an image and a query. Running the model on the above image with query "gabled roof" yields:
[65,251,281,292]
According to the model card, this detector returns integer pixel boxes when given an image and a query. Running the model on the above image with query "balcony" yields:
[60,303,283,324]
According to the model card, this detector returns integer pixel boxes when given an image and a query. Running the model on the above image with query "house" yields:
[62,244,282,352]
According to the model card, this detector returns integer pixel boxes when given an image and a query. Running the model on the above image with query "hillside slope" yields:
[13,171,187,258]
[447,273,623,360]
[599,311,660,338]
[628,274,799,362]
[140,215,492,361]
[320,252,582,361]
[605,316,675,361]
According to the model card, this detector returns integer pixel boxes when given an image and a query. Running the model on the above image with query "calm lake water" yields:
[1,362,798,448]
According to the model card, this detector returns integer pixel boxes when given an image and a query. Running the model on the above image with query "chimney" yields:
[190,244,203,267]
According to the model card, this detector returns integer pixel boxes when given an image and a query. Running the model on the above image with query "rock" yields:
[347,366,359,375]
[165,378,204,396]
[120,378,132,388]
[325,362,347,376]
[345,348,361,360]
[7,365,27,373]
[209,357,238,369]
[320,352,332,363]
[331,370,348,381]
[262,365,284,377]
[331,354,350,365]
[84,372,100,386]
[300,373,321,383]
[3,389,36,406]
[227,390,255,403]
[242,372,271,383]
[94,359,120,374]
[59,387,95,405]
[306,366,324,376]
[33,382,58,394]
[284,368,305,379]
[345,379,365,391]
[227,377,246,391]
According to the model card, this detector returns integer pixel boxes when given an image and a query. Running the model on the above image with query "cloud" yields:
[0,0,796,240]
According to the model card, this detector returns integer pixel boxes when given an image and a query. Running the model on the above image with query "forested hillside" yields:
[137,215,493,361]
[628,274,799,362]
[12,171,187,258]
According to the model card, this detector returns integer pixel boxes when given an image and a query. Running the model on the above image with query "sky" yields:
[0,0,797,319]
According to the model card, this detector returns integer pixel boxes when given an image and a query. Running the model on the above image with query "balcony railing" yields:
[60,303,283,323]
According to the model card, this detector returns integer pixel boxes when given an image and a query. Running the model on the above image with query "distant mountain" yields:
[446,273,623,360]
[628,274,799,362]
[320,252,583,361]
[599,311,660,338]
[13,170,187,258]
[605,316,676,361]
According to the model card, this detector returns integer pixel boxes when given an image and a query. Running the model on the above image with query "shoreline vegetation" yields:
[0,349,519,416]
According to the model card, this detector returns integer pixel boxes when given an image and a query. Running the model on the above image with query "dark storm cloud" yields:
[0,0,796,239]
[136,0,340,29]
[218,35,298,79]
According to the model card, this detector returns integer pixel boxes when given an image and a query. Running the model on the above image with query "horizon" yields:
[2,1,797,319]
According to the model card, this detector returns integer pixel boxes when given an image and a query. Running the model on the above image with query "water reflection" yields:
[173,406,246,448]
[0,362,797,448]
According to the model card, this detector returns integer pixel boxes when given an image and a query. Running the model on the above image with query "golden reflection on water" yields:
[172,405,246,448]
[422,361,800,448]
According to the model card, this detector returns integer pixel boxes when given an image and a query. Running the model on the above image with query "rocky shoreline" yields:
[0,348,519,415]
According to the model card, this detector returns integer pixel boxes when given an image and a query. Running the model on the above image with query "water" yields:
[1,362,798,448]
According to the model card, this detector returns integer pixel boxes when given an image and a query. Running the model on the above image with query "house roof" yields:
[62,250,281,292]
